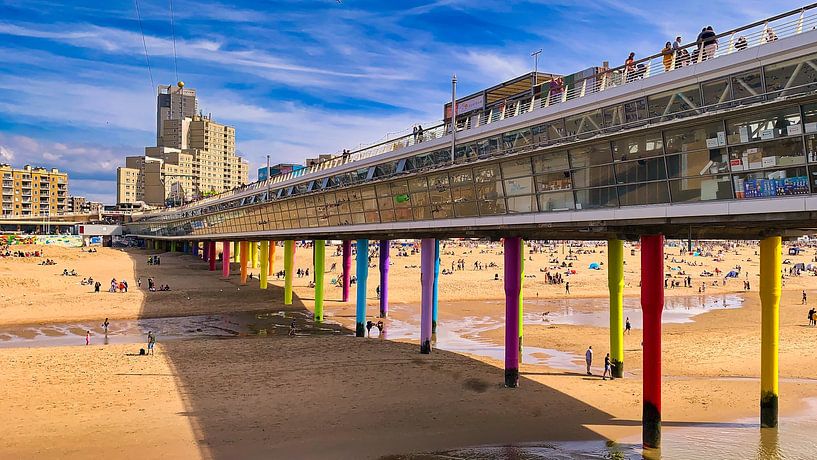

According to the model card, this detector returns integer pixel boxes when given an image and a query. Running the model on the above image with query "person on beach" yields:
[289,320,297,336]
[803,290,807,305]
[85,330,90,346]
[809,308,816,326]
[565,281,570,295]
[602,353,612,380]
[366,320,374,337]
[102,318,110,334]
[376,321,384,337]
[147,331,156,355]
[625,317,631,335]
[585,346,593,375]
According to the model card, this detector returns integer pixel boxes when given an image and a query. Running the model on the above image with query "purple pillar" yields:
[222,241,231,278]
[208,241,216,271]
[420,238,435,354]
[342,240,352,302]
[379,240,390,318]
[504,236,522,388]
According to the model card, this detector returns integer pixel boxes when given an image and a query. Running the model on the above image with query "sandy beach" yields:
[1,241,817,459]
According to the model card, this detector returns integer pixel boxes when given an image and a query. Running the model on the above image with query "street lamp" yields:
[450,74,457,163]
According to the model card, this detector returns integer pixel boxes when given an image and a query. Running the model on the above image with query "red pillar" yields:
[208,241,217,271]
[641,234,664,449]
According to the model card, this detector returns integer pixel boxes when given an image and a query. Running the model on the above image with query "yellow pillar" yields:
[760,236,781,428]
[260,241,269,289]
[284,240,295,305]
[240,241,249,285]
[268,241,275,275]
[250,241,259,269]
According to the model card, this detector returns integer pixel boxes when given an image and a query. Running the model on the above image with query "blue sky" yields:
[0,0,807,203]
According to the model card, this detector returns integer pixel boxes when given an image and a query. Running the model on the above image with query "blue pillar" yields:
[356,239,369,337]
[192,241,199,257]
[432,239,440,333]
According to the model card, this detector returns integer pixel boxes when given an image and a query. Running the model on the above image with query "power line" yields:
[133,0,155,91]
[168,0,179,83]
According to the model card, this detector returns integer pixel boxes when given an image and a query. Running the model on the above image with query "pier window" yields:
[664,122,725,154]
[603,99,648,130]
[538,191,575,211]
[533,150,570,173]
[701,78,732,108]
[450,169,479,217]
[612,132,664,161]
[569,143,613,168]
[728,137,806,172]
[666,149,730,178]
[731,70,764,105]
[503,128,533,151]
[617,181,670,206]
[614,157,667,183]
[764,53,817,98]
[669,174,733,203]
[391,180,413,222]
[726,106,802,144]
[732,166,810,199]
[574,186,618,209]
[565,108,603,139]
[572,165,616,188]
[647,84,702,122]
[474,164,506,215]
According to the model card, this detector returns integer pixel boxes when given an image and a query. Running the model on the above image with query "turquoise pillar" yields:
[356,239,369,337]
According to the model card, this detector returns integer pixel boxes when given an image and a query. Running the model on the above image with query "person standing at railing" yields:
[624,52,635,82]
[697,26,718,61]
[661,42,674,71]
[416,124,424,142]
[548,77,564,104]
[763,27,778,43]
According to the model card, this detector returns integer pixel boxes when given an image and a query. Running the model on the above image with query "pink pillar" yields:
[504,237,522,387]
[208,241,216,271]
[420,238,435,353]
[222,241,231,278]
[342,240,352,302]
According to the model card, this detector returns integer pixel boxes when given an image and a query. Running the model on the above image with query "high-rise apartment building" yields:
[156,83,197,147]
[1,164,68,217]
[117,83,249,206]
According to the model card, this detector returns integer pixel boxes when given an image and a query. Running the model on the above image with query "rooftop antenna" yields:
[531,49,543,94]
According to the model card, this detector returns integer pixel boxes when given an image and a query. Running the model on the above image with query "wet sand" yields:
[1,242,817,459]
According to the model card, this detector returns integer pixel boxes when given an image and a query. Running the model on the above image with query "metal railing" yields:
[139,3,817,218]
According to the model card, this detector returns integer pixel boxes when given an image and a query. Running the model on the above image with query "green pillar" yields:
[609,238,624,378]
[314,240,325,322]
[284,240,295,305]
[170,241,177,252]
[233,241,239,263]
[260,241,269,289]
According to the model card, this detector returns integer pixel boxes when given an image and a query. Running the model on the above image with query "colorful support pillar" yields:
[221,241,231,278]
[251,241,259,270]
[432,239,440,333]
[232,241,239,263]
[342,240,352,302]
[504,237,522,387]
[268,241,275,276]
[355,239,369,337]
[379,240,390,318]
[239,241,249,285]
[519,238,525,353]
[260,240,269,289]
[314,240,325,322]
[609,238,624,378]
[170,241,177,252]
[284,240,295,305]
[203,240,209,261]
[208,241,217,271]
[641,234,664,449]
[192,241,199,257]
[760,236,781,428]
[420,238,435,353]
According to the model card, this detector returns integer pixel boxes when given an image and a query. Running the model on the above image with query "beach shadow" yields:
[127,248,638,459]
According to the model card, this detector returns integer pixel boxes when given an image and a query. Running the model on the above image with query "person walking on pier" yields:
[603,353,612,380]
[585,346,593,375]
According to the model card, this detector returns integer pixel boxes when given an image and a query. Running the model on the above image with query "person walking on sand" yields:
[603,353,612,380]
[625,317,631,335]
[147,331,156,355]
[809,308,816,326]
[289,319,297,336]
[102,318,110,334]
[803,290,807,305]
[366,320,374,337]
[85,330,90,346]
[565,281,570,295]
[585,346,593,375]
